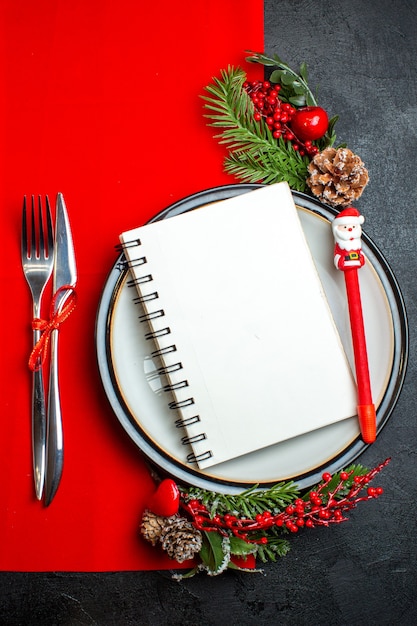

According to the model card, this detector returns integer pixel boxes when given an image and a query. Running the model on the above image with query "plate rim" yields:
[95,184,409,493]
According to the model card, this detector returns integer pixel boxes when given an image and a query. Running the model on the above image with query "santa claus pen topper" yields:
[332,207,376,443]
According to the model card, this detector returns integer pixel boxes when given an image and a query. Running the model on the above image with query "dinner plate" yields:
[96,184,408,493]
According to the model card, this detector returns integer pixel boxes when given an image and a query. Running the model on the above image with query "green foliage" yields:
[199,531,229,575]
[183,480,300,519]
[202,66,309,190]
[246,51,317,107]
[229,535,258,556]
[224,139,310,190]
[256,533,292,562]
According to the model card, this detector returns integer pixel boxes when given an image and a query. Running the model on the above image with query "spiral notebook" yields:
[119,183,357,469]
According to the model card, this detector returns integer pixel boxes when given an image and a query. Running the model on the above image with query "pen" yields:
[332,207,376,443]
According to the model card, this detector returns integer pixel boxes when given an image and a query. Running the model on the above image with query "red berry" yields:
[322,472,332,482]
[290,106,329,141]
[340,472,349,481]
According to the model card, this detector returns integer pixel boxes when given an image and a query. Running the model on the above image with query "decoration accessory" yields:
[140,509,176,546]
[140,460,390,577]
[307,147,369,208]
[203,51,369,206]
[332,207,376,442]
[28,284,77,371]
[159,516,203,563]
[147,478,180,517]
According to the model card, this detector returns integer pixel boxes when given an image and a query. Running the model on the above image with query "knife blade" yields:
[44,192,77,506]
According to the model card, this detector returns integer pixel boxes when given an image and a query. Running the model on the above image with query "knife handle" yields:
[44,327,64,506]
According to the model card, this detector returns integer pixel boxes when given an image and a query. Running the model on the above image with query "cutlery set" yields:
[21,193,77,505]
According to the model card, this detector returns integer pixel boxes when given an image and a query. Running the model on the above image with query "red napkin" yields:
[0,0,263,570]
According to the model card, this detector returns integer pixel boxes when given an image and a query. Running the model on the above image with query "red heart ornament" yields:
[147,478,180,517]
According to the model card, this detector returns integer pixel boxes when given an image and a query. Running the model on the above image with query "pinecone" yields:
[140,509,176,546]
[159,516,203,563]
[306,147,369,208]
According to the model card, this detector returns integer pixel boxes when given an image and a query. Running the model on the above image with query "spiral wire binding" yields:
[144,327,171,340]
[119,238,213,464]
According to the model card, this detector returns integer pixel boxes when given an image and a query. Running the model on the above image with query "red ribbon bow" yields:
[28,285,77,372]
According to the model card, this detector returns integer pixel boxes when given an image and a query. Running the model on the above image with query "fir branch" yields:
[182,480,300,519]
[202,66,309,189]
[224,143,309,190]
[203,66,276,153]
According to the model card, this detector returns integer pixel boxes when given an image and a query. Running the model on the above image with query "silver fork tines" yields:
[21,195,54,500]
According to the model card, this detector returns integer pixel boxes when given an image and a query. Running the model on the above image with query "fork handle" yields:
[44,328,64,506]
[32,363,46,500]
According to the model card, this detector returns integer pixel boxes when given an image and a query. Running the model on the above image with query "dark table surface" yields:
[1,1,416,624]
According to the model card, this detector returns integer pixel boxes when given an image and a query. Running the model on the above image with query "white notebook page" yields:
[120,182,357,469]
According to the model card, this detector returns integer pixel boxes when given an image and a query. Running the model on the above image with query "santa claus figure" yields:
[332,207,365,271]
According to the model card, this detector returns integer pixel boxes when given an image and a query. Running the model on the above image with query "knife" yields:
[44,193,77,506]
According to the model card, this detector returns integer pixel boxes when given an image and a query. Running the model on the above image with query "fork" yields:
[21,195,54,500]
